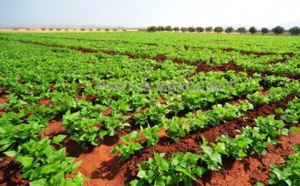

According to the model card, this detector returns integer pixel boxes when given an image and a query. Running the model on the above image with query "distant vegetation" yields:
[145,25,300,36]
[225,27,233,34]
[261,28,269,35]
[4,25,299,36]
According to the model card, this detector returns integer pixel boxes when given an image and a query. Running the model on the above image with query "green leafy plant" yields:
[5,137,88,185]
[163,116,191,141]
[268,145,300,186]
[140,124,163,146]
[199,137,225,171]
[111,131,143,161]
[130,151,206,186]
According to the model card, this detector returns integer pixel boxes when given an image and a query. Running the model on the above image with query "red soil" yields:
[49,83,55,92]
[152,55,168,62]
[191,61,243,73]
[68,47,98,54]
[0,94,9,117]
[38,98,53,106]
[43,120,66,139]
[0,155,28,186]
[71,141,125,186]
[268,58,287,65]
[0,94,8,104]
[59,94,295,186]
[102,108,113,116]
[198,124,300,186]
[156,97,166,104]
[103,51,117,55]
[125,53,141,59]
[184,45,189,50]
[0,87,7,93]
[73,94,98,102]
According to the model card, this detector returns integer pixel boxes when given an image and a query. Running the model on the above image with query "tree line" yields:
[146,25,300,35]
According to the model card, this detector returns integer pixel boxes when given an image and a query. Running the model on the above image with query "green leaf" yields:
[99,130,108,139]
[193,166,206,177]
[29,178,47,186]
[50,172,64,184]
[73,171,89,184]
[137,170,147,178]
[52,135,67,145]
[41,164,56,174]
[130,131,140,139]
[155,175,167,186]
[212,152,222,164]
[56,148,67,160]
[130,179,139,186]
[201,146,213,155]
[4,150,16,157]
[237,150,247,158]
[185,152,200,164]
[132,142,143,151]
[175,166,196,180]
[16,156,34,167]
[290,127,300,133]
[72,160,82,169]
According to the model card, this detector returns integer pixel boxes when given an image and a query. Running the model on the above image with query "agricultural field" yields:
[0,32,300,186]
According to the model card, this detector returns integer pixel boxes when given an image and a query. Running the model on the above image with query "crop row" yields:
[2,35,299,78]
[1,34,297,66]
[111,81,300,161]
[3,32,299,54]
[130,97,300,185]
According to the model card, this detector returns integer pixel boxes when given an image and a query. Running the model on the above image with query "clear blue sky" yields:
[0,0,299,28]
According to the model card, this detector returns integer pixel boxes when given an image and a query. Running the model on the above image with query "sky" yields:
[0,0,299,28]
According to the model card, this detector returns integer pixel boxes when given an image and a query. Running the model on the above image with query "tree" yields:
[214,26,223,33]
[249,26,257,35]
[187,26,196,32]
[236,27,246,34]
[196,27,204,33]
[225,27,234,34]
[173,27,180,32]
[289,26,300,36]
[146,26,157,32]
[181,27,187,32]
[272,26,284,35]
[164,26,172,32]
[261,27,269,35]
[157,26,164,31]
[205,27,212,33]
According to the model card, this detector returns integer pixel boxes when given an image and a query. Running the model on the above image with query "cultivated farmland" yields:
[0,32,300,186]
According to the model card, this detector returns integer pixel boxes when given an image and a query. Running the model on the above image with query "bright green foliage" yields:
[1,31,300,186]
[199,137,224,171]
[140,124,163,146]
[277,97,300,124]
[268,145,300,186]
[5,138,88,185]
[111,131,143,161]
[130,151,206,186]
